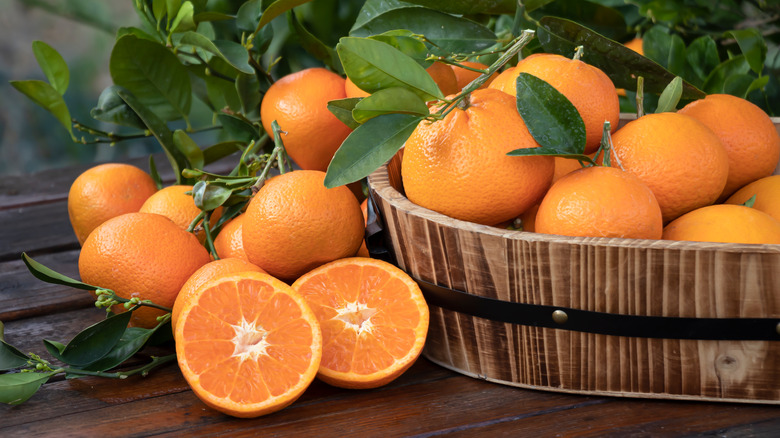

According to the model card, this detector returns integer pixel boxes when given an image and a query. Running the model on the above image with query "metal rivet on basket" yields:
[552,310,568,325]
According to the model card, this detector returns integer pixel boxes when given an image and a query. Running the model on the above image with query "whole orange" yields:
[139,185,222,243]
[242,170,365,282]
[725,174,780,222]
[170,257,265,330]
[535,166,663,239]
[401,88,554,226]
[662,204,780,244]
[213,214,249,261]
[677,93,780,200]
[67,163,158,245]
[489,53,619,154]
[450,61,496,91]
[260,67,352,171]
[78,212,211,328]
[610,112,729,222]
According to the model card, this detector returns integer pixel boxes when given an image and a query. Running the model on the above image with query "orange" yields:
[535,166,663,239]
[424,61,459,97]
[345,77,370,98]
[401,88,554,226]
[450,61,496,91]
[67,163,158,245]
[725,175,780,222]
[242,170,365,282]
[662,204,780,244]
[518,203,539,232]
[78,212,211,328]
[356,199,369,258]
[291,257,429,389]
[552,155,595,183]
[175,271,322,418]
[677,93,780,200]
[139,185,222,243]
[260,67,352,171]
[617,38,643,96]
[213,214,249,261]
[489,53,620,154]
[610,112,729,222]
[171,257,266,330]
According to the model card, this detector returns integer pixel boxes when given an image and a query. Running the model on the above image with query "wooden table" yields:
[1,157,778,437]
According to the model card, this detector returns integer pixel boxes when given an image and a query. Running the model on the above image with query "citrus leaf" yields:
[192,181,233,211]
[686,36,720,85]
[401,0,516,15]
[0,341,30,371]
[177,32,252,75]
[369,30,430,67]
[350,6,498,55]
[173,130,204,170]
[32,41,69,95]
[217,113,260,143]
[656,76,683,113]
[193,11,233,23]
[22,253,97,291]
[725,29,767,76]
[116,26,160,42]
[236,73,261,115]
[325,114,421,188]
[236,0,262,32]
[702,55,751,94]
[170,1,196,33]
[529,0,628,42]
[536,16,705,99]
[80,326,160,372]
[512,73,586,155]
[337,36,442,101]
[90,85,146,129]
[149,155,164,189]
[288,11,343,74]
[110,34,192,121]
[256,0,313,30]
[327,97,362,130]
[352,87,429,123]
[203,141,246,165]
[643,26,687,76]
[9,80,74,139]
[0,372,55,405]
[44,312,133,368]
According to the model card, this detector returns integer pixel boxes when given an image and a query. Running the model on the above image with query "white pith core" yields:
[336,302,378,333]
[231,318,269,359]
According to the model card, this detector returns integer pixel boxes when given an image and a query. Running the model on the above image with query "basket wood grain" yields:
[366,117,780,404]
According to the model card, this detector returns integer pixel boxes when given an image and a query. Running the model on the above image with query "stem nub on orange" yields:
[662,204,780,244]
[401,88,554,226]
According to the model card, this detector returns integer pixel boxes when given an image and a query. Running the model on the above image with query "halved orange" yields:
[292,257,429,389]
[174,271,322,418]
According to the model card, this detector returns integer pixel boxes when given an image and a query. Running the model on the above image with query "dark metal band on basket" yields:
[364,193,780,342]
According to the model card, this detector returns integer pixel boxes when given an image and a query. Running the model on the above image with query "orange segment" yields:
[175,271,322,418]
[292,257,429,389]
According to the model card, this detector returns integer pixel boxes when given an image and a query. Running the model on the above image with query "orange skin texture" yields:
[78,212,211,328]
[610,112,729,223]
[175,271,322,418]
[450,61,496,91]
[489,53,620,154]
[535,166,663,239]
[677,93,780,200]
[725,175,780,222]
[139,185,222,244]
[261,68,352,171]
[402,88,554,226]
[291,257,429,389]
[171,257,265,330]
[213,214,250,261]
[68,163,158,245]
[662,204,780,244]
[242,170,365,282]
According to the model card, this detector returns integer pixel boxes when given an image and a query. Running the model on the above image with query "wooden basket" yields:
[365,118,780,405]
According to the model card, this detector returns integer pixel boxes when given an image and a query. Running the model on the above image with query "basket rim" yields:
[367,161,780,255]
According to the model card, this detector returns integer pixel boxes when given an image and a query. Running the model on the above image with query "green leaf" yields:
[193,11,233,23]
[178,32,254,75]
[352,87,429,123]
[529,0,628,42]
[703,55,751,94]
[9,80,74,139]
[22,253,97,291]
[337,37,442,101]
[725,29,767,76]
[656,76,683,113]
[325,114,422,188]
[32,41,69,95]
[90,85,146,130]
[536,16,705,100]
[81,326,159,372]
[742,194,757,208]
[402,0,516,15]
[173,130,204,170]
[512,73,586,155]
[0,341,30,371]
[288,11,343,74]
[327,97,362,130]
[235,73,261,115]
[723,73,764,98]
[170,1,196,33]
[257,0,314,30]
[236,0,262,32]
[203,141,245,165]
[117,88,189,183]
[523,0,555,13]
[0,372,55,405]
[686,36,720,85]
[643,26,687,75]
[45,312,133,368]
[149,155,164,190]
[217,113,261,143]
[192,181,233,210]
[369,30,430,67]
[110,34,192,121]
[350,7,498,55]
[117,26,160,42]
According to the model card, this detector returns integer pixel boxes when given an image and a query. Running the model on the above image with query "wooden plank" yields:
[0,201,77,262]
